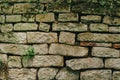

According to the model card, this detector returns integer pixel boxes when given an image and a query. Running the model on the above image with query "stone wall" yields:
[0,0,120,80]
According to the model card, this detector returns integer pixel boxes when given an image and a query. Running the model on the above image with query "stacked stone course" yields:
[0,0,120,80]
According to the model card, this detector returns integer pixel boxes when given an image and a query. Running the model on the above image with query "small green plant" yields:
[22,46,35,62]
[0,59,8,80]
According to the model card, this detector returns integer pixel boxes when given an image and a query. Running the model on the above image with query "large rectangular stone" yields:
[49,43,88,57]
[6,15,21,22]
[109,27,120,33]
[113,71,120,80]
[14,23,38,31]
[81,70,111,80]
[92,47,120,57]
[52,23,88,32]
[27,32,58,43]
[78,33,120,43]
[66,58,103,70]
[0,15,5,23]
[0,32,26,43]
[0,44,28,55]
[22,55,64,67]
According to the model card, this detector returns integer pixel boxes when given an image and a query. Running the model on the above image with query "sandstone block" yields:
[14,23,38,31]
[27,32,58,43]
[49,43,88,57]
[58,13,78,21]
[92,47,119,57]
[81,70,111,80]
[22,14,35,22]
[22,55,64,67]
[0,15,5,23]
[105,59,120,69]
[56,68,79,80]
[39,23,50,32]
[90,23,108,32]
[53,23,87,32]
[59,32,75,45]
[0,54,7,62]
[113,71,120,80]
[78,33,120,43]
[38,68,58,80]
[9,69,36,80]
[8,56,22,68]
[1,24,13,32]
[6,15,21,22]
[66,58,103,70]
[109,27,120,33]
[36,13,55,22]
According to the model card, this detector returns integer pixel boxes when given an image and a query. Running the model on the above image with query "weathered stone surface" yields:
[0,44,28,55]
[27,32,58,43]
[0,15,5,23]
[80,42,112,47]
[66,58,103,70]
[78,33,120,43]
[90,23,108,32]
[8,56,22,68]
[22,55,64,67]
[6,15,21,22]
[33,44,48,55]
[40,0,70,3]
[36,13,55,22]
[14,23,38,31]
[103,16,120,25]
[52,23,88,32]
[109,27,120,33]
[49,43,88,57]
[0,32,26,43]
[39,23,50,32]
[56,68,79,80]
[22,14,35,22]
[1,0,36,2]
[13,3,38,13]
[81,70,112,80]
[38,68,58,80]
[113,71,120,80]
[47,3,70,12]
[81,15,101,22]
[9,69,36,80]
[58,13,78,21]
[59,32,75,45]
[1,24,13,32]
[92,47,119,57]
[113,44,120,49]
[0,54,7,62]
[105,59,120,69]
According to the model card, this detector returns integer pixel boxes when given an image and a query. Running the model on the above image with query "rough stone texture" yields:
[109,27,120,33]
[56,68,79,80]
[103,16,120,25]
[49,43,88,57]
[59,32,75,45]
[38,68,58,80]
[53,23,88,32]
[78,33,120,43]
[36,13,55,22]
[0,44,28,55]
[1,24,13,32]
[22,14,35,22]
[22,55,64,67]
[47,3,70,12]
[33,44,48,55]
[27,32,58,43]
[0,54,7,62]
[6,15,21,22]
[90,23,108,32]
[8,56,22,68]
[66,58,103,70]
[105,59,120,69]
[0,32,26,43]
[113,71,120,80]
[92,47,120,57]
[0,15,5,23]
[80,42,112,47]
[81,70,112,80]
[81,15,101,22]
[9,69,36,80]
[39,23,50,32]
[58,13,78,21]
[14,23,38,31]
